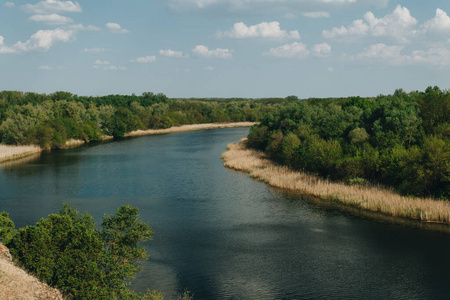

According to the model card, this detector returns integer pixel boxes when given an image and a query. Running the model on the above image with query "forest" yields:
[0,87,448,198]
[0,91,284,148]
[247,87,449,199]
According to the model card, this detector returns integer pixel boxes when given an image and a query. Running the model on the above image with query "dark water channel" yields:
[1,127,450,299]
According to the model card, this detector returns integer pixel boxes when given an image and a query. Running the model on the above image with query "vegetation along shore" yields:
[222,139,450,225]
[0,122,255,164]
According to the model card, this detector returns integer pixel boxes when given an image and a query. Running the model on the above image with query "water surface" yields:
[1,127,450,299]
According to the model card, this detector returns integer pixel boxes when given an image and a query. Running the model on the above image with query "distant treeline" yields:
[0,91,286,148]
[247,87,449,199]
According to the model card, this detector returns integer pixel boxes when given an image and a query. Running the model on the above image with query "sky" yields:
[0,0,449,98]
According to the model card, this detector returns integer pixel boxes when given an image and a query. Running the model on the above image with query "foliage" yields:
[247,87,450,199]
[0,91,281,146]
[0,211,15,244]
[6,204,153,299]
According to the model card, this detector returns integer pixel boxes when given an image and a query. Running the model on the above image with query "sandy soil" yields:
[125,122,256,137]
[0,244,63,300]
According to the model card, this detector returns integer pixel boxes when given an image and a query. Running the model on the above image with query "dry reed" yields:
[222,139,450,225]
[0,145,42,163]
[126,122,256,137]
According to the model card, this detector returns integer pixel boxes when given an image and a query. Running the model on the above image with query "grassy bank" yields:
[222,139,450,225]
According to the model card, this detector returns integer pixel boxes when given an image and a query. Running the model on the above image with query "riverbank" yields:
[125,122,256,137]
[0,122,256,164]
[0,244,63,300]
[222,139,450,225]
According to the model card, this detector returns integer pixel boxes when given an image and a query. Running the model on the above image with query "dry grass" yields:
[222,139,450,225]
[0,145,42,164]
[126,122,256,137]
[0,244,63,300]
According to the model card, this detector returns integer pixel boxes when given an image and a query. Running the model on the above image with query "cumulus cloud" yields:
[303,11,330,18]
[354,43,450,67]
[39,65,52,70]
[5,2,15,8]
[130,56,157,63]
[22,0,81,14]
[106,23,129,34]
[263,42,309,59]
[11,28,75,52]
[423,9,450,33]
[192,45,232,59]
[0,36,15,54]
[312,43,331,57]
[323,5,417,43]
[205,66,214,71]
[103,65,127,71]
[218,21,300,40]
[29,13,73,25]
[159,49,187,57]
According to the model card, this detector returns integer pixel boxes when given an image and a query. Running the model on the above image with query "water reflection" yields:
[1,128,450,300]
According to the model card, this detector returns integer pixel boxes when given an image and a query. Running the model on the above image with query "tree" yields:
[6,204,153,300]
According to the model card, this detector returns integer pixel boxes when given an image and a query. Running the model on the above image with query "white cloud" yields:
[29,14,73,25]
[159,49,187,57]
[354,43,450,67]
[12,28,75,52]
[0,36,15,54]
[94,60,110,65]
[263,42,309,59]
[39,65,52,70]
[69,24,101,31]
[106,23,129,34]
[192,45,232,59]
[83,47,109,53]
[303,11,330,18]
[323,5,417,43]
[22,0,81,14]
[130,56,157,63]
[218,21,300,40]
[5,2,15,8]
[205,66,214,71]
[312,43,331,57]
[423,9,450,33]
[328,67,334,72]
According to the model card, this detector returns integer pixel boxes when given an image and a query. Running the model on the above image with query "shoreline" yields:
[0,122,255,164]
[222,139,450,226]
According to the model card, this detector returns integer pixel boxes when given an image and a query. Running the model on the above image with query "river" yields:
[1,127,450,299]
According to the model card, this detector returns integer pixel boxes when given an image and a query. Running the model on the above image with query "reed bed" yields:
[0,145,42,163]
[222,139,450,225]
[126,122,256,137]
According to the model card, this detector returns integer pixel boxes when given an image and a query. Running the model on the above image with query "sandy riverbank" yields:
[125,122,256,137]
[222,139,450,225]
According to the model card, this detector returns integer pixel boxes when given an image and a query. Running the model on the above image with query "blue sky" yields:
[0,0,449,98]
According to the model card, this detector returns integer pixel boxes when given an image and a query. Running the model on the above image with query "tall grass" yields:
[222,139,450,225]
[0,145,41,163]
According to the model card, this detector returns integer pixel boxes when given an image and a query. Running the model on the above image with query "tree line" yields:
[0,91,286,148]
[247,87,449,199]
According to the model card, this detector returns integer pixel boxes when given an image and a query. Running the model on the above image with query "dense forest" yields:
[0,91,285,148]
[247,87,449,199]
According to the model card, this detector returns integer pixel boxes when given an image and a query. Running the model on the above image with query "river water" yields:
[1,127,450,299]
